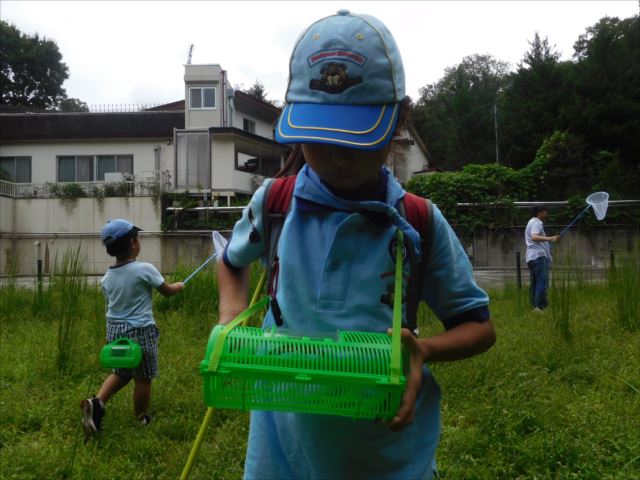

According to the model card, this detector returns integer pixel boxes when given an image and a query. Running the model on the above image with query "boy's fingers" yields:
[384,327,423,431]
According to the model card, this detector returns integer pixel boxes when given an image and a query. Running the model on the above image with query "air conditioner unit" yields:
[105,172,124,183]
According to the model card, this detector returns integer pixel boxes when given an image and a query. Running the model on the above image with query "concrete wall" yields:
[0,140,175,184]
[470,225,639,268]
[209,136,256,194]
[0,196,14,232]
[1,196,161,276]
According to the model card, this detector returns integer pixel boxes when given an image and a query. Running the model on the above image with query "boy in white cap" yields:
[81,219,184,435]
[217,10,496,479]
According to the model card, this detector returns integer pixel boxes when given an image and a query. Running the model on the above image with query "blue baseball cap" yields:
[275,9,405,150]
[101,219,141,245]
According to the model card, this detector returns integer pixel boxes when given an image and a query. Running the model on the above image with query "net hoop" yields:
[586,191,609,220]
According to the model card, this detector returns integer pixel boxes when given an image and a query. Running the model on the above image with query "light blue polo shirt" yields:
[224,165,490,480]
[100,261,165,328]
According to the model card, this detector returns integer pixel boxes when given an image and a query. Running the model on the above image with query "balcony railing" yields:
[0,171,170,199]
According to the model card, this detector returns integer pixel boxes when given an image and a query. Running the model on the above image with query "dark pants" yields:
[528,257,549,309]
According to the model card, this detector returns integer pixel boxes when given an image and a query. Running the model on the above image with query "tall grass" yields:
[52,245,87,374]
[549,253,578,342]
[157,260,266,331]
[608,252,640,331]
[0,248,21,314]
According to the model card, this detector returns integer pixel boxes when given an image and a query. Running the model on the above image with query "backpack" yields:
[262,175,434,333]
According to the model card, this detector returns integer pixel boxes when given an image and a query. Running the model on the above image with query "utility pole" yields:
[494,104,499,164]
[187,44,194,65]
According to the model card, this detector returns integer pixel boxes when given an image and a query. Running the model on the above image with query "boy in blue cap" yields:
[81,219,184,435]
[217,10,496,479]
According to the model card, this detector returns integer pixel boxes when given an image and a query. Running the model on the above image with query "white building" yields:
[0,63,430,276]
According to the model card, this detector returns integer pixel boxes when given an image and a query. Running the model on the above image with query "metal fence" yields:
[0,171,168,199]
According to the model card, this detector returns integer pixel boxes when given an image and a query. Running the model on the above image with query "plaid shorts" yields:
[106,322,160,379]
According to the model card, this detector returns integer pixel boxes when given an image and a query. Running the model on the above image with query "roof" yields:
[146,91,281,122]
[145,100,186,111]
[0,111,184,141]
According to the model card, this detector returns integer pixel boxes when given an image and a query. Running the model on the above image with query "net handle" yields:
[559,204,591,237]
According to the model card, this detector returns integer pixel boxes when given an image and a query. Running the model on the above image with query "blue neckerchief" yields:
[293,165,422,257]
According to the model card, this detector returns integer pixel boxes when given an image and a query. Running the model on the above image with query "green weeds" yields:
[1,262,639,479]
[608,251,640,331]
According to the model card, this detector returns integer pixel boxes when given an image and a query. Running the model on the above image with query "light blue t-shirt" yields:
[224,166,490,480]
[100,261,165,328]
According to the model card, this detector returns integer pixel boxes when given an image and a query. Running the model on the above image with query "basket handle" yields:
[389,229,404,385]
[208,295,270,372]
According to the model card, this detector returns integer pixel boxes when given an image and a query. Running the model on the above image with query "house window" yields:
[175,131,211,189]
[243,118,256,134]
[190,87,216,109]
[56,155,133,182]
[96,155,133,180]
[0,156,31,182]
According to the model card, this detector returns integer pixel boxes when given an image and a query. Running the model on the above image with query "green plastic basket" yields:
[200,321,406,420]
[200,230,408,420]
[100,337,142,369]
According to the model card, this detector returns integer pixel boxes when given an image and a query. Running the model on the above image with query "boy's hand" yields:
[157,281,185,297]
[385,328,427,432]
[550,235,559,243]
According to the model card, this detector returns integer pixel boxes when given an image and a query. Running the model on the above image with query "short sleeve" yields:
[223,179,271,269]
[530,219,543,236]
[142,262,165,289]
[421,205,490,328]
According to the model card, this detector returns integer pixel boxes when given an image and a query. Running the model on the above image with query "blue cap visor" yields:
[275,102,399,150]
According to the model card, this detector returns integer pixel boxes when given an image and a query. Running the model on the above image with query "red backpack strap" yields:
[399,193,434,334]
[266,175,296,214]
[262,175,297,326]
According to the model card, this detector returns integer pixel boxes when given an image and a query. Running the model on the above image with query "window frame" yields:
[56,155,134,182]
[0,156,32,183]
[189,86,216,110]
[243,118,256,134]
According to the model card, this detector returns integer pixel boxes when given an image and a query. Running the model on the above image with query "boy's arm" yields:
[157,281,184,297]
[217,260,249,325]
[387,320,496,432]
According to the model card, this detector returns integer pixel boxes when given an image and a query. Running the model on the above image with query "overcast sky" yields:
[3,1,638,108]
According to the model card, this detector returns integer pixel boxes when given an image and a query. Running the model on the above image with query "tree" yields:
[59,98,89,112]
[243,79,272,104]
[566,16,640,196]
[413,54,510,170]
[498,33,571,168]
[0,21,86,110]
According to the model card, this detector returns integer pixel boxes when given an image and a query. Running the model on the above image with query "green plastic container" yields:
[201,229,407,420]
[200,324,406,420]
[100,338,142,369]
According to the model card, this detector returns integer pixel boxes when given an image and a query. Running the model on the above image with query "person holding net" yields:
[216,10,496,479]
[525,205,559,311]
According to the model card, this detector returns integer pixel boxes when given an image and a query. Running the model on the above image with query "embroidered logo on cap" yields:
[309,62,363,94]
[307,49,367,67]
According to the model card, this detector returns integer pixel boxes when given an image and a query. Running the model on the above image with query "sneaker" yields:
[532,307,544,313]
[138,413,152,426]
[81,396,105,435]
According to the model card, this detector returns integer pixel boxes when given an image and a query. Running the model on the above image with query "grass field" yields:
[0,259,639,479]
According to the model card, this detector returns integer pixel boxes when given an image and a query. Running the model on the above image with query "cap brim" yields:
[275,102,399,150]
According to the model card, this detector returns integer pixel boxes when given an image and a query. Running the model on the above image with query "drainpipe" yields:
[221,69,226,127]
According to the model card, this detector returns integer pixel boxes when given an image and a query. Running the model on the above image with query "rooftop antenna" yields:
[187,44,194,65]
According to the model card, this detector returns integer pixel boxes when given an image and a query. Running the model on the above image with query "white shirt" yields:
[525,217,552,263]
